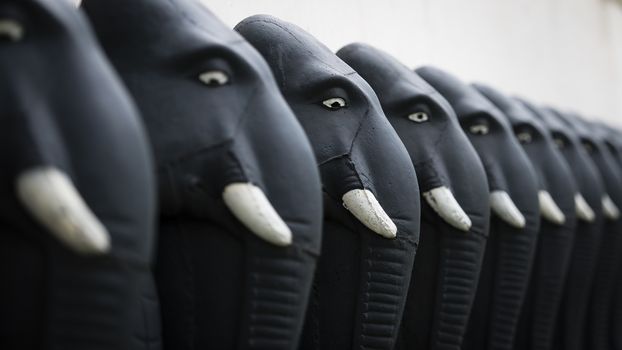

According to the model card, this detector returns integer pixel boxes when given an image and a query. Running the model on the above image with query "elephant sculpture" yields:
[598,124,622,350]
[474,85,579,350]
[597,124,622,350]
[336,44,491,350]
[416,67,542,350]
[84,1,323,349]
[517,101,605,350]
[236,16,421,350]
[0,0,158,348]
[552,112,622,350]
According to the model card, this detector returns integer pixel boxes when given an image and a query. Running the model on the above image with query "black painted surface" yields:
[0,0,158,348]
[338,44,490,350]
[85,1,323,349]
[418,67,541,350]
[236,16,421,350]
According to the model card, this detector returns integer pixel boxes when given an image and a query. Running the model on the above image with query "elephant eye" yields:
[516,131,532,144]
[408,111,429,123]
[198,70,229,87]
[469,123,489,135]
[582,141,595,154]
[0,19,24,42]
[553,137,565,149]
[322,97,347,110]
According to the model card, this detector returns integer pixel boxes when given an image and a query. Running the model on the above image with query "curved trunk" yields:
[465,216,539,350]
[613,275,622,350]
[554,218,603,350]
[516,220,575,350]
[0,225,157,350]
[396,209,487,350]
[300,218,416,350]
[588,219,622,350]
[156,219,317,350]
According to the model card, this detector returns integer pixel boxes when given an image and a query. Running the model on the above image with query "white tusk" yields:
[490,190,526,228]
[423,186,472,232]
[602,194,621,220]
[16,167,110,254]
[223,182,292,246]
[539,190,566,225]
[342,189,397,238]
[0,19,23,42]
[574,193,596,222]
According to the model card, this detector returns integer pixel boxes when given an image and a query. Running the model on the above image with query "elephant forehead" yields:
[236,15,355,84]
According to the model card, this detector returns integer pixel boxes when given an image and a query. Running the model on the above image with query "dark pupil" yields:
[206,78,220,86]
[583,142,593,153]
[330,101,341,108]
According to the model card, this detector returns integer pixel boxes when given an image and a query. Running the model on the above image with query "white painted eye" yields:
[322,97,347,110]
[469,124,489,135]
[198,70,229,86]
[408,111,429,123]
[0,19,24,42]
[517,131,532,144]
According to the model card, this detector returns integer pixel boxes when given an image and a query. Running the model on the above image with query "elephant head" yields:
[236,16,420,350]
[416,67,541,350]
[0,0,157,348]
[517,101,605,350]
[474,85,579,350]
[550,112,622,350]
[84,1,323,349]
[336,43,490,350]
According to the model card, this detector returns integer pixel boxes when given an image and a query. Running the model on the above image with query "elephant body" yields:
[525,104,605,350]
[417,67,541,350]
[236,16,421,350]
[337,44,491,350]
[0,0,158,348]
[85,1,323,348]
[554,112,622,350]
[474,86,578,350]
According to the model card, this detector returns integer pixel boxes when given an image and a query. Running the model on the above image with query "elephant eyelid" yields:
[198,70,229,87]
[469,123,489,135]
[322,97,347,110]
[0,19,24,42]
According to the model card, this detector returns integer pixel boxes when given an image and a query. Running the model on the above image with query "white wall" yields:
[206,0,622,127]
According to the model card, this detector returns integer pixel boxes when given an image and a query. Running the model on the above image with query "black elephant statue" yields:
[518,102,605,350]
[597,124,622,350]
[417,67,542,350]
[474,85,579,350]
[337,44,491,350]
[0,0,158,348]
[84,1,324,349]
[236,16,421,350]
[553,112,622,350]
